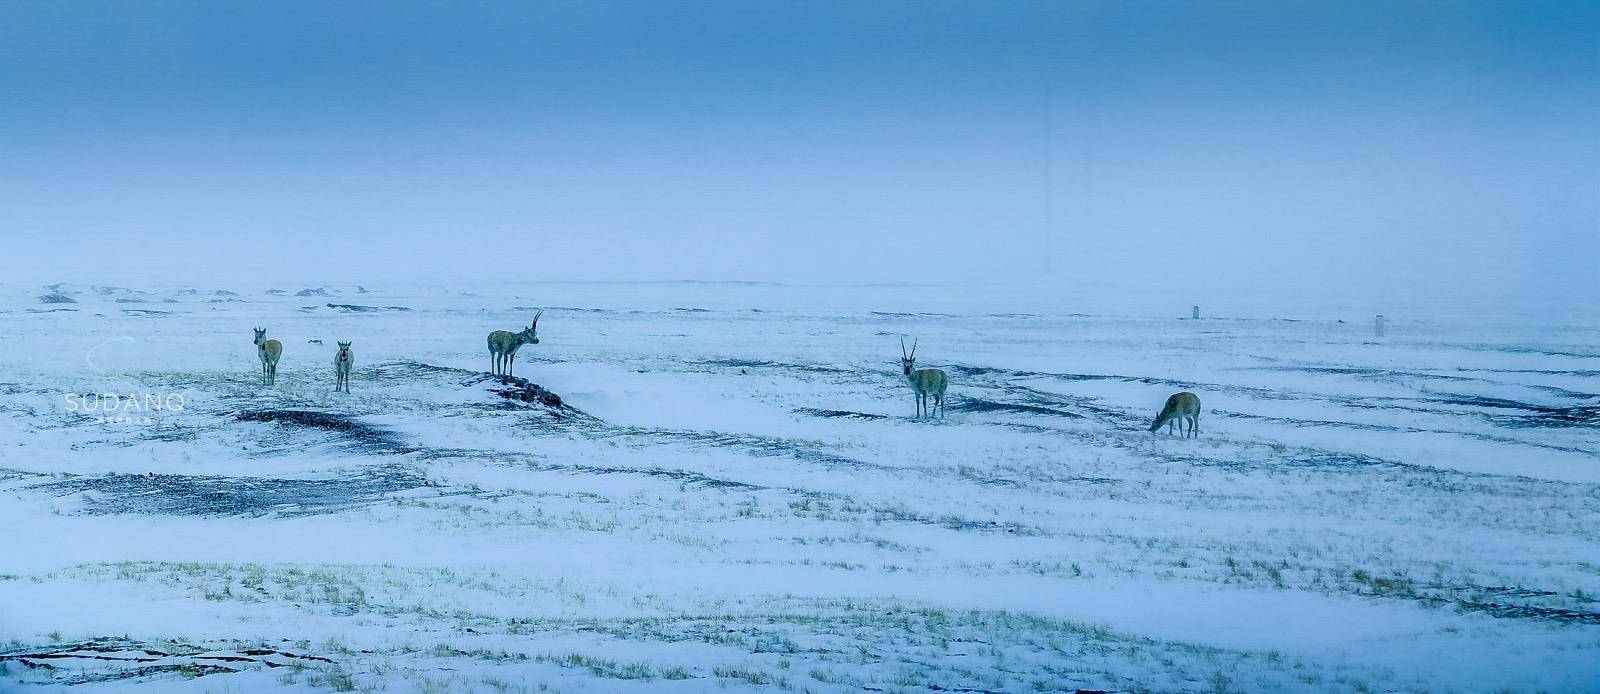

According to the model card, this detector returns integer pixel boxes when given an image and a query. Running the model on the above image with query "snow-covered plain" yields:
[1,281,1597,692]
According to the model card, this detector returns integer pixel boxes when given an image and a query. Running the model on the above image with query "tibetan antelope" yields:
[333,341,354,393]
[900,338,948,418]
[1149,392,1201,437]
[488,311,541,377]
[253,328,283,386]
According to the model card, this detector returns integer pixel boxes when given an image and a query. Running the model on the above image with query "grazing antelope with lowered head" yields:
[1150,392,1201,437]
[488,311,541,377]
[333,341,353,393]
[253,328,283,386]
[900,338,948,418]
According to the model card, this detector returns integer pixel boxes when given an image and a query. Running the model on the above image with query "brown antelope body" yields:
[333,341,353,393]
[253,328,283,386]
[1150,392,1201,437]
[900,338,948,418]
[488,311,541,377]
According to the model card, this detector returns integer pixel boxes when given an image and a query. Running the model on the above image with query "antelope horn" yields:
[532,310,542,326]
[900,338,907,359]
[910,338,918,359]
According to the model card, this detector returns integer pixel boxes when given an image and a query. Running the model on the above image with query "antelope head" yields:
[253,328,267,346]
[900,338,918,376]
[519,311,542,345]
[337,341,352,354]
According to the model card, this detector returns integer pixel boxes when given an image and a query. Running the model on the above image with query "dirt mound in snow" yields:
[488,374,568,408]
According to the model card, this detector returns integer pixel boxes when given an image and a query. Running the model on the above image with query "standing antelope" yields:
[333,341,354,393]
[900,338,948,418]
[253,328,283,386]
[1149,392,1202,437]
[488,311,541,377]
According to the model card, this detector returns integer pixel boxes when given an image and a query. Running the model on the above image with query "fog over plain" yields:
[0,1,1594,308]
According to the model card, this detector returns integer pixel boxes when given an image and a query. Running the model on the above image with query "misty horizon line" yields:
[14,274,1582,296]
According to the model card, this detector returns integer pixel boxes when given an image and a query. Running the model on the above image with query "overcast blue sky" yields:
[0,1,1594,298]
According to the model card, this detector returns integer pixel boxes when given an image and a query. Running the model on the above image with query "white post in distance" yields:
[1192,305,1200,320]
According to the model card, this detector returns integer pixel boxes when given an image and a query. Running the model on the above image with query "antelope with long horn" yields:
[333,341,354,393]
[253,328,283,386]
[900,338,948,418]
[488,311,542,377]
[1149,392,1201,437]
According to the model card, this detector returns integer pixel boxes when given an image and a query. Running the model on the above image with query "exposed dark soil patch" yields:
[1459,368,1600,377]
[524,305,634,314]
[945,365,1111,382]
[955,470,1025,488]
[31,469,426,517]
[238,409,370,432]
[697,430,881,470]
[1148,446,1424,475]
[417,446,765,490]
[1212,409,1600,456]
[695,358,853,374]
[1456,602,1600,624]
[1434,396,1600,429]
[794,408,889,420]
[365,360,479,382]
[1277,452,1409,470]
[1001,385,1142,423]
[1449,584,1562,599]
[574,464,759,489]
[951,397,1082,418]
[868,311,955,318]
[236,409,412,453]
[1472,345,1600,359]
[1212,409,1420,434]
[542,460,757,490]
[1257,365,1488,386]
[1256,366,1599,400]
[1,639,335,686]
[326,303,411,312]
[1356,578,1600,626]
[592,426,897,474]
